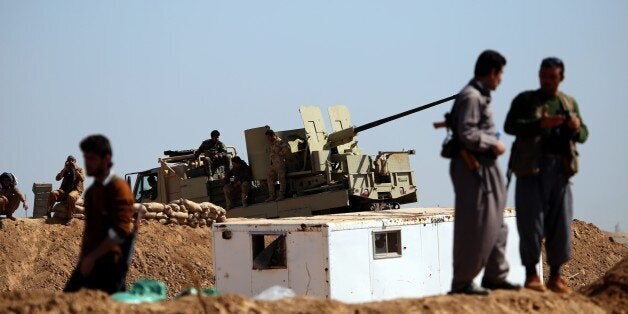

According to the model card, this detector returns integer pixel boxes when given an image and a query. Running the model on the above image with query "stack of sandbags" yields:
[50,198,85,219]
[136,199,226,228]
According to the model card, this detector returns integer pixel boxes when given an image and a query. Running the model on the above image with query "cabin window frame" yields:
[372,230,402,259]
[250,232,288,270]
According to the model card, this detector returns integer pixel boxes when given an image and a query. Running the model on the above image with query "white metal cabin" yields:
[212,208,537,303]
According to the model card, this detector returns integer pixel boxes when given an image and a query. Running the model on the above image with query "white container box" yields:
[212,208,536,303]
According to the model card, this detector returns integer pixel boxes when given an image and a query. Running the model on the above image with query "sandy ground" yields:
[0,217,626,313]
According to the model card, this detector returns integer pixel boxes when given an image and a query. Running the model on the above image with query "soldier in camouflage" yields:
[194,130,228,176]
[265,129,290,202]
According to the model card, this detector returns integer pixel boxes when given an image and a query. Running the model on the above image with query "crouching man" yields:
[0,172,28,220]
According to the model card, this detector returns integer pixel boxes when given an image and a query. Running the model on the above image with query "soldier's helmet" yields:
[211,130,220,137]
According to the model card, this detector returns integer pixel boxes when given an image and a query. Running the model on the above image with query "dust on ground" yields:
[0,217,626,313]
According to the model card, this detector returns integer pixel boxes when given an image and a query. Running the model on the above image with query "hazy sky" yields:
[1,1,626,231]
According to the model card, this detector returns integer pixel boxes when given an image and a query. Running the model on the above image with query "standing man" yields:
[223,156,252,209]
[265,129,290,202]
[64,135,135,294]
[505,57,588,293]
[0,172,28,220]
[193,130,228,176]
[449,50,519,295]
[47,155,85,223]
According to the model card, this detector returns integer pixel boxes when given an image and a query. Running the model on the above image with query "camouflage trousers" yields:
[48,189,81,217]
[266,163,286,198]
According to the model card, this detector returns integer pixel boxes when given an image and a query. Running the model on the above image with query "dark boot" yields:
[449,282,490,295]
[481,279,521,290]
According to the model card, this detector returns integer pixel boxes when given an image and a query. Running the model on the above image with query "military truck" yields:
[126,96,456,218]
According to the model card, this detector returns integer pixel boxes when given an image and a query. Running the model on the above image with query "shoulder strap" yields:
[556,91,574,114]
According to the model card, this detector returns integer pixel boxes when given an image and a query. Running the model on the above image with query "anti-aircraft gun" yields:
[227,95,457,218]
[126,95,456,219]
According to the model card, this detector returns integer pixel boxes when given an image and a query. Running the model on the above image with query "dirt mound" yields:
[0,217,626,313]
[581,257,628,313]
[543,220,628,290]
[0,288,607,313]
[0,218,213,298]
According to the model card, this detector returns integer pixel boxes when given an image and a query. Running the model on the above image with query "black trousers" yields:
[64,253,127,294]
[515,155,573,268]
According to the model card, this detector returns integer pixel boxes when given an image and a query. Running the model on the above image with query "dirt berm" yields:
[0,218,626,313]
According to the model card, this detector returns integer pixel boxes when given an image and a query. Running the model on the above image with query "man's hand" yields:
[23,202,29,211]
[540,113,565,129]
[80,255,96,277]
[567,115,581,131]
[540,106,565,129]
[492,141,506,156]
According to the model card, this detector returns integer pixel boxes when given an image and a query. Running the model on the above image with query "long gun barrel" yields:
[327,94,458,148]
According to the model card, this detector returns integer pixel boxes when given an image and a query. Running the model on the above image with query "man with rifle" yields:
[505,57,588,293]
[447,50,519,295]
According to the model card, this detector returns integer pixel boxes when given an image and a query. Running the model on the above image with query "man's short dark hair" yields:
[231,156,242,164]
[540,57,565,77]
[474,50,507,77]
[66,155,76,162]
[211,130,220,137]
[265,129,275,136]
[80,134,112,158]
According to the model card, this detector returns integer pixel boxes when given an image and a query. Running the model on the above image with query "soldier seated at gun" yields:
[47,155,85,224]
[193,130,229,177]
[223,156,252,209]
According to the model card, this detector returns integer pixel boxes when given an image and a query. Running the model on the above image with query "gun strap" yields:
[556,92,574,115]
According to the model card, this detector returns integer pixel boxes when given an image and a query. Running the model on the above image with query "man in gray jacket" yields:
[449,50,519,295]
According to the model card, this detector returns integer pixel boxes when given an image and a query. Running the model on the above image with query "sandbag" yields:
[144,212,159,219]
[143,202,165,213]
[182,199,202,213]
[169,211,188,219]
[74,205,85,214]
[163,205,173,216]
[133,203,147,214]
